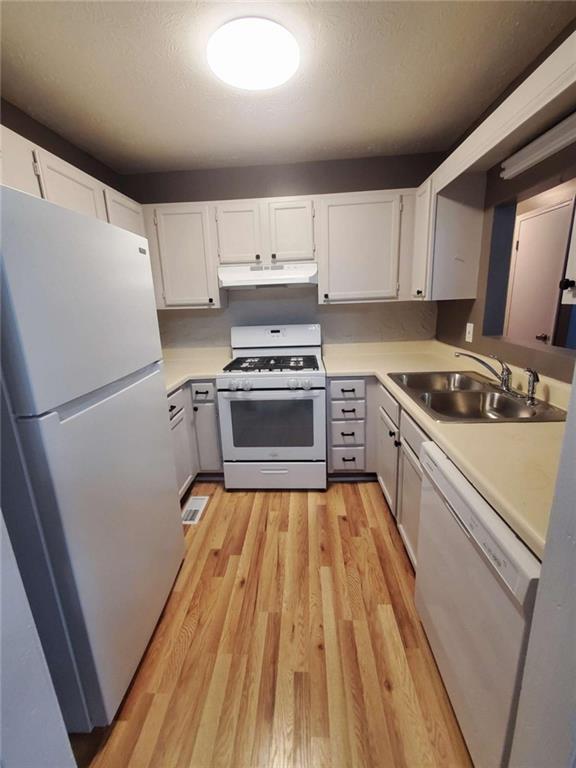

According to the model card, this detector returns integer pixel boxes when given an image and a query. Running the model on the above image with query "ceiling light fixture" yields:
[207,18,299,91]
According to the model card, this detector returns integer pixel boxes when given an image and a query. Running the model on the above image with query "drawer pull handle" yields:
[341,431,355,437]
[340,388,356,393]
[342,457,356,462]
[341,408,356,413]
[195,390,209,396]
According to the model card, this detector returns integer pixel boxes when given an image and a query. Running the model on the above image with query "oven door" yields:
[218,389,326,462]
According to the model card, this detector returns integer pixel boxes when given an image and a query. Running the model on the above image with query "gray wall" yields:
[121,153,443,204]
[436,142,576,383]
[1,518,75,768]
[509,365,576,767]
[159,287,437,349]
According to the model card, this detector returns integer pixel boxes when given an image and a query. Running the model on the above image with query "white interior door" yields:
[104,188,145,236]
[319,192,400,302]
[17,368,184,724]
[215,201,261,264]
[267,199,315,262]
[411,179,432,298]
[35,148,106,220]
[155,204,214,307]
[505,200,574,345]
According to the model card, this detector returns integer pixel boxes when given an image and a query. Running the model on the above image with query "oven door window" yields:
[230,399,314,448]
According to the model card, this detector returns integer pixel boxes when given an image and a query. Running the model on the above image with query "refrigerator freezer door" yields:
[1,187,162,415]
[17,366,184,726]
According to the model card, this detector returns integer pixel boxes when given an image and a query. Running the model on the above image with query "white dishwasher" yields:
[415,442,541,768]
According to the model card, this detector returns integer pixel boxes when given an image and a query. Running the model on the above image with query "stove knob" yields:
[230,379,241,391]
[302,378,312,390]
[288,378,299,389]
[242,381,252,391]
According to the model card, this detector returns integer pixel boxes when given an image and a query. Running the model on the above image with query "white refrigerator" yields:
[1,187,184,732]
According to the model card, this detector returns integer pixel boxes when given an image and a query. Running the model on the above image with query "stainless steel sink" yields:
[418,390,566,422]
[388,370,566,423]
[389,371,495,392]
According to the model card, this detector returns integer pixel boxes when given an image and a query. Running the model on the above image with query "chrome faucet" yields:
[524,368,540,406]
[454,352,513,392]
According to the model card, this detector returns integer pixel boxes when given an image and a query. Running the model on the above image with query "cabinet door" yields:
[0,127,42,197]
[35,149,107,220]
[155,204,216,307]
[170,409,193,499]
[318,192,400,302]
[397,443,423,568]
[215,201,261,264]
[377,405,399,515]
[193,402,223,471]
[411,178,432,298]
[267,199,314,262]
[104,188,145,236]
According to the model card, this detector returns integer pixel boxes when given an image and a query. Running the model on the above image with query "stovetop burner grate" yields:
[223,355,319,373]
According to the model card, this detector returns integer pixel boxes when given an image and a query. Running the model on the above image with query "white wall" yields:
[0,518,76,768]
[509,366,576,768]
[158,287,437,349]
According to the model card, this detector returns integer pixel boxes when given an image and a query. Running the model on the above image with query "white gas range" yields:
[216,324,327,489]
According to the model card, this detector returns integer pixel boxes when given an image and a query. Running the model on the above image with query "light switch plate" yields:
[465,323,474,343]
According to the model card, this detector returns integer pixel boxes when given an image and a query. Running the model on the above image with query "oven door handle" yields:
[219,390,324,400]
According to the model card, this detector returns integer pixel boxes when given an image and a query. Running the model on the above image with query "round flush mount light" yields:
[207,18,299,90]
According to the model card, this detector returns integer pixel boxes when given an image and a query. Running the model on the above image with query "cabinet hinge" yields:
[311,201,316,218]
[400,201,404,213]
[32,159,42,178]
[153,210,158,226]
[396,282,400,295]
[515,239,519,251]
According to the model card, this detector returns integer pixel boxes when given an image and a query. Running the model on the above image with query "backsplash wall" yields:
[158,288,437,350]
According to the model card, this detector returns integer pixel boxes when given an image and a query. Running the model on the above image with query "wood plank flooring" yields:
[72,482,471,768]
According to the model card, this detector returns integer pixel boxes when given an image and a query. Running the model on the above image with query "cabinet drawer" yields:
[331,420,365,446]
[400,410,428,458]
[378,383,399,427]
[191,382,215,402]
[331,400,366,420]
[167,387,185,419]
[331,447,365,471]
[330,379,366,400]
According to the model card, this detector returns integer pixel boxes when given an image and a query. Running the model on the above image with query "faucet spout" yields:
[454,352,513,392]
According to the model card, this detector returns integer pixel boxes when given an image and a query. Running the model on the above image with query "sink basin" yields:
[389,371,494,392]
[418,390,565,422]
[389,370,566,423]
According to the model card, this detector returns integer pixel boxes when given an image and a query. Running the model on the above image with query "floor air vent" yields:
[181,496,209,525]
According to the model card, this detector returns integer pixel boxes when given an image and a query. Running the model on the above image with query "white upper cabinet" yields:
[152,204,220,308]
[215,200,262,264]
[411,179,432,298]
[35,149,107,220]
[103,188,145,236]
[317,191,401,303]
[0,126,42,197]
[266,198,315,263]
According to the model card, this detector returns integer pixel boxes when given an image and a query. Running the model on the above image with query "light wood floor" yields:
[73,482,471,768]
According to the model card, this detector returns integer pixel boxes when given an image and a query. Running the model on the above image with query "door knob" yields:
[535,333,549,342]
[559,278,576,291]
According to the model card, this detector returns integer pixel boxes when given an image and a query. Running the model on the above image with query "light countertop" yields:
[162,339,570,558]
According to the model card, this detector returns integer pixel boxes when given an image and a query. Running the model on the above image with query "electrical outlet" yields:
[465,323,474,343]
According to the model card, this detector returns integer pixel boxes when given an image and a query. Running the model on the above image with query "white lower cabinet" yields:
[192,402,223,472]
[376,405,399,513]
[397,441,423,568]
[168,387,199,499]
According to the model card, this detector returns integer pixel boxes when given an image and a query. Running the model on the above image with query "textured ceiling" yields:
[2,1,575,172]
